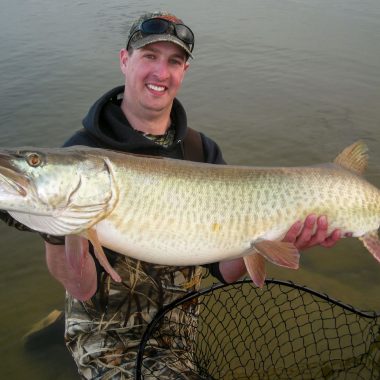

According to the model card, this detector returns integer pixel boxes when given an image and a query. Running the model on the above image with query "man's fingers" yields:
[294,214,317,249]
[303,215,328,248]
[283,214,347,251]
[320,229,342,248]
[282,220,303,243]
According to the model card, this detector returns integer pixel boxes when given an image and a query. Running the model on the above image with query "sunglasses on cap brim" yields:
[127,17,194,52]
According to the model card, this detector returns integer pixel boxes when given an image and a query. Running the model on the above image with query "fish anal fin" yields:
[360,231,380,263]
[244,253,266,288]
[253,240,300,270]
[333,140,368,175]
[86,228,122,283]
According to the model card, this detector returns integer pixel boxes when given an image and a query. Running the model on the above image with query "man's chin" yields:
[143,100,173,114]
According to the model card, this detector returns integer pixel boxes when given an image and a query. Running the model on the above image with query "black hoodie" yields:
[64,85,224,164]
[64,86,226,282]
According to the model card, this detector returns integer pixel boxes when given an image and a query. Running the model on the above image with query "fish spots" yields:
[211,223,222,233]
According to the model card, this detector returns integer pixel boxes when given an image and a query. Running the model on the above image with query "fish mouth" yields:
[0,153,29,197]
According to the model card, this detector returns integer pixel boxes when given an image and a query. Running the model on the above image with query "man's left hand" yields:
[283,214,343,250]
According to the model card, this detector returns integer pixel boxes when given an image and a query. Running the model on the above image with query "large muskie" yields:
[0,141,379,287]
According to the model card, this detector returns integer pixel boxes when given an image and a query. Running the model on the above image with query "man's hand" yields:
[283,214,342,250]
[219,214,345,283]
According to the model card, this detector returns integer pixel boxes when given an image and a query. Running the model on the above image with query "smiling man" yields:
[40,11,342,379]
[120,42,189,129]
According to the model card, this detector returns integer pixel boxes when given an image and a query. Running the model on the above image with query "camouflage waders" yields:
[65,255,203,379]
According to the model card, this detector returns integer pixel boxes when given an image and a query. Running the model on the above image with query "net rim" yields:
[135,278,380,379]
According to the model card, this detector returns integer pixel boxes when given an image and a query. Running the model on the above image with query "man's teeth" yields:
[147,84,165,92]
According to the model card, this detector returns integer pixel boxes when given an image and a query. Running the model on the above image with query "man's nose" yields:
[153,61,170,80]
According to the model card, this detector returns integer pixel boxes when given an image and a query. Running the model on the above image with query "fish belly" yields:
[95,217,256,265]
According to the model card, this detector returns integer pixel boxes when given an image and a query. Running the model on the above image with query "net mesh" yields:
[136,279,380,379]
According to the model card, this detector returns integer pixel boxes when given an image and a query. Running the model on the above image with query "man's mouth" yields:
[146,84,166,93]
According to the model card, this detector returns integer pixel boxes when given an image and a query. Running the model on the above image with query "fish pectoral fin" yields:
[65,235,89,276]
[86,228,122,283]
[244,252,266,288]
[360,231,380,263]
[253,240,300,269]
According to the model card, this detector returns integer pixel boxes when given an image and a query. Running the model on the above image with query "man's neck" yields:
[120,99,172,135]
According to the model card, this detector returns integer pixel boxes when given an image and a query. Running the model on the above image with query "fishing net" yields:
[135,279,380,379]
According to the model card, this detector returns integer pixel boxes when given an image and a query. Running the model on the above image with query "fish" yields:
[0,141,379,287]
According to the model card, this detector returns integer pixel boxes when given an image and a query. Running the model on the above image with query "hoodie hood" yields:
[82,86,189,153]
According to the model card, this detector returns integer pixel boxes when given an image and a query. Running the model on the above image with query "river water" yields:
[0,1,380,379]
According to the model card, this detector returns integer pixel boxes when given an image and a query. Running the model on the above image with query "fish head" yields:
[0,147,117,235]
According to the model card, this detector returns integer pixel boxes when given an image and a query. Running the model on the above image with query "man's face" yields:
[120,42,189,116]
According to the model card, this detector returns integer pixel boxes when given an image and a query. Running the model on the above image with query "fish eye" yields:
[26,153,42,167]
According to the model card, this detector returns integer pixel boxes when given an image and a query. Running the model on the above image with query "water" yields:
[0,1,380,378]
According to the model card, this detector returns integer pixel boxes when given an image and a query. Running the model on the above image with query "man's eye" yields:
[170,59,182,66]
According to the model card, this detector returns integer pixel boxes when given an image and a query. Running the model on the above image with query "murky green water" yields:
[1,0,380,378]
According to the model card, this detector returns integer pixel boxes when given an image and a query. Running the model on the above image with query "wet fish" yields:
[0,141,379,286]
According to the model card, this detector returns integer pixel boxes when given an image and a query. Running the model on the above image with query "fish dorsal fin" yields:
[333,140,368,175]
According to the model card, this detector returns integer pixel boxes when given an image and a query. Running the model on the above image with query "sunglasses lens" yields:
[142,18,169,34]
[174,24,194,44]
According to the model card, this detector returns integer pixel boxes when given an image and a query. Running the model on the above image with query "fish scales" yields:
[95,153,380,265]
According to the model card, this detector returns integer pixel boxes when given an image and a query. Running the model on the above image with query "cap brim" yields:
[131,34,193,58]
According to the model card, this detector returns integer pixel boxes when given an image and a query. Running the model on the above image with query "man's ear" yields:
[180,62,190,83]
[119,49,129,73]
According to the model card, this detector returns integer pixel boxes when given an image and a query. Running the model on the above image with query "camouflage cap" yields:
[126,11,194,58]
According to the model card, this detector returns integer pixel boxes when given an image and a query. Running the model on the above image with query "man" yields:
[3,11,341,379]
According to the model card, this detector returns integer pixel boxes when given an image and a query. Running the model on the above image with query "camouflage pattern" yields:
[65,254,203,379]
[135,125,175,148]
[126,11,194,59]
